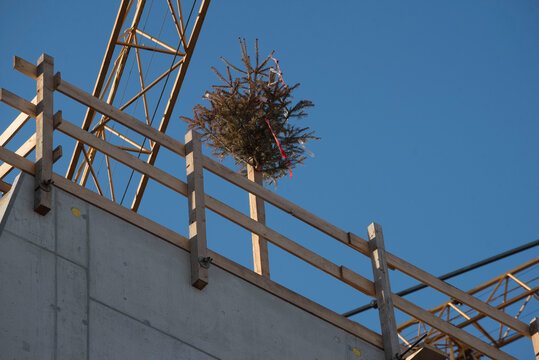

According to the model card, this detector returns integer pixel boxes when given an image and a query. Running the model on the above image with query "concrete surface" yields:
[0,173,385,360]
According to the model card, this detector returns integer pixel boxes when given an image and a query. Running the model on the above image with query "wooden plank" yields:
[247,164,270,278]
[204,193,342,279]
[0,134,36,180]
[55,77,186,157]
[203,157,352,245]
[56,119,188,196]
[53,173,190,251]
[0,180,11,193]
[392,295,517,360]
[348,232,370,256]
[0,89,37,117]
[386,252,531,337]
[0,96,37,147]
[34,54,54,215]
[13,56,38,79]
[185,130,208,289]
[0,145,35,174]
[340,266,376,297]
[367,223,399,360]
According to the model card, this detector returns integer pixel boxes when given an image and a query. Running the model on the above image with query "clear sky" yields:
[1,1,538,358]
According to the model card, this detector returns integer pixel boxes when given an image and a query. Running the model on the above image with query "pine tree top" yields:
[180,38,319,185]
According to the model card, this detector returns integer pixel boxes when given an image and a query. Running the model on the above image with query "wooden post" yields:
[368,222,400,360]
[185,130,208,289]
[531,318,539,360]
[34,54,54,215]
[247,164,270,278]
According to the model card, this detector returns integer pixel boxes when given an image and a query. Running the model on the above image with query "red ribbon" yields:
[265,119,292,178]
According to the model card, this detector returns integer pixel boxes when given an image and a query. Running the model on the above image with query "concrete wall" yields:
[0,173,385,360]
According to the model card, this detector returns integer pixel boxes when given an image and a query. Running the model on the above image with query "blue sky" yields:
[1,1,538,358]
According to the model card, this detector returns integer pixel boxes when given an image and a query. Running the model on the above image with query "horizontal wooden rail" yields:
[0,134,36,180]
[0,97,37,147]
[0,89,37,117]
[54,76,186,157]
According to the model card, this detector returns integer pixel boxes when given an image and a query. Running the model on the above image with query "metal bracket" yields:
[199,256,213,269]
[35,178,54,192]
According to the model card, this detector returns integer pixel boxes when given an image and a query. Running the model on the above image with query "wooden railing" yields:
[0,54,533,360]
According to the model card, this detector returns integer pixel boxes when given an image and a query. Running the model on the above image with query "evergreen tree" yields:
[181,38,319,185]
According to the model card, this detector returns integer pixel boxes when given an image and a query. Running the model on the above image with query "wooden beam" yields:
[55,76,186,157]
[247,164,270,278]
[203,193,342,279]
[386,252,531,337]
[56,118,187,196]
[529,318,538,360]
[203,157,352,245]
[0,180,11,193]
[367,223,399,360]
[0,89,37,117]
[34,54,54,215]
[185,130,208,289]
[0,134,36,180]
[0,98,36,146]
[13,56,38,79]
[0,144,35,174]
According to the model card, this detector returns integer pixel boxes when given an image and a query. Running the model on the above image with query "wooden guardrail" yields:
[0,53,532,360]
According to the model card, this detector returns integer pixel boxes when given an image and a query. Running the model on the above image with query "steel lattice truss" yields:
[66,0,210,210]
[397,258,539,359]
